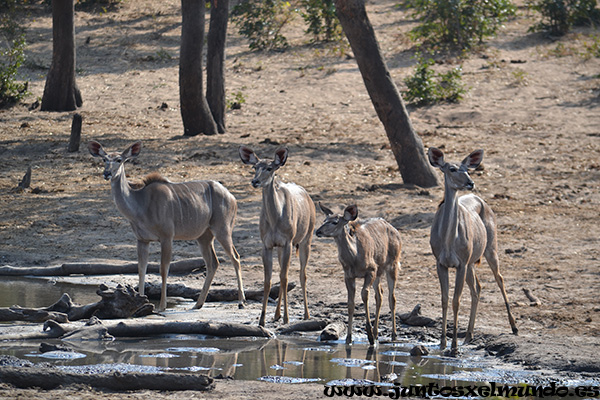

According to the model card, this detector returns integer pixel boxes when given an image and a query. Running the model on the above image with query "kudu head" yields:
[239,145,288,188]
[428,147,484,191]
[88,140,142,181]
[315,203,358,238]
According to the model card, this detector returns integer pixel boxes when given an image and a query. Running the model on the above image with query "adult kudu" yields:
[428,147,518,352]
[239,146,315,327]
[88,141,246,312]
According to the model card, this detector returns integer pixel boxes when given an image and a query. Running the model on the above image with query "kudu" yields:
[239,146,316,327]
[88,140,245,312]
[428,147,518,352]
[316,204,401,345]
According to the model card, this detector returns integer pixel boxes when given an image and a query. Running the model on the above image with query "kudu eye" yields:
[449,166,457,172]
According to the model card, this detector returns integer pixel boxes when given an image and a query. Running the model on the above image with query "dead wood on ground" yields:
[0,258,208,276]
[0,366,214,391]
[143,281,296,302]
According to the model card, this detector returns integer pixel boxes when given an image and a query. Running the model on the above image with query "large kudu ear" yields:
[123,141,142,160]
[318,202,334,216]
[428,147,445,168]
[462,149,484,169]
[88,140,107,158]
[239,145,259,165]
[343,205,359,222]
[274,147,288,167]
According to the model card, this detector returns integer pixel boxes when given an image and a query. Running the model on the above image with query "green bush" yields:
[529,0,600,36]
[300,0,342,42]
[406,0,516,49]
[231,0,294,51]
[403,55,467,105]
[0,1,28,108]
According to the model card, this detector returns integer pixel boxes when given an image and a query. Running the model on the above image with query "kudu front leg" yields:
[372,276,383,341]
[276,243,292,324]
[362,272,376,346]
[158,239,173,312]
[464,264,481,345]
[437,263,450,350]
[193,233,220,310]
[451,265,468,352]
[259,246,274,327]
[345,276,356,345]
[137,240,150,297]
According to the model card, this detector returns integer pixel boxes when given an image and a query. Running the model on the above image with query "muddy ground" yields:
[0,0,599,398]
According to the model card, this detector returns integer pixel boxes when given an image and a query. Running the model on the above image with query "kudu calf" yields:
[316,204,401,345]
[88,141,245,312]
[239,146,316,327]
[428,147,518,352]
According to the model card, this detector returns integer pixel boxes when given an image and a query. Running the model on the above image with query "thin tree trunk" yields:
[334,0,438,188]
[206,0,229,133]
[41,0,82,111]
[180,0,218,136]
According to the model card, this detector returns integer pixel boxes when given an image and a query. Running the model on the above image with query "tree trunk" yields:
[334,0,438,188]
[206,0,229,133]
[180,0,218,136]
[41,0,82,112]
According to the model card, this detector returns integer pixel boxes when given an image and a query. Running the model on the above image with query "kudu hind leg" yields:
[386,264,398,340]
[136,240,150,297]
[216,231,246,308]
[193,231,219,309]
[485,249,518,334]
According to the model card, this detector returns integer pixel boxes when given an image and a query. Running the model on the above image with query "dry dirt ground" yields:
[0,0,599,398]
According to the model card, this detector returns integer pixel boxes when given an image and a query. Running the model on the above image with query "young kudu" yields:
[428,147,518,352]
[239,146,316,327]
[88,141,246,312]
[316,204,401,345]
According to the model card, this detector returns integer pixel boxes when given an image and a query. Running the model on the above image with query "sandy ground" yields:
[0,0,599,397]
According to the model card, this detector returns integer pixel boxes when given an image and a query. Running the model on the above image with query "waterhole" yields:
[0,278,597,391]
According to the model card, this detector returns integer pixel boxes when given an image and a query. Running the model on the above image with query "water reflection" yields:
[1,335,477,386]
[0,277,102,308]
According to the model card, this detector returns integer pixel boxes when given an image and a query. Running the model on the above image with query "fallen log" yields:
[0,308,68,323]
[104,320,275,339]
[319,321,347,341]
[143,281,296,302]
[0,366,214,391]
[0,258,208,276]
[276,319,328,335]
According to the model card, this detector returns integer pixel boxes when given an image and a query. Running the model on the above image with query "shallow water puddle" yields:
[1,278,599,391]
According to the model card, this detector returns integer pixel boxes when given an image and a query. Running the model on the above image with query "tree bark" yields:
[334,0,438,188]
[41,0,82,112]
[180,0,218,136]
[206,0,229,133]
